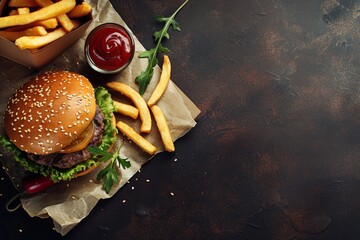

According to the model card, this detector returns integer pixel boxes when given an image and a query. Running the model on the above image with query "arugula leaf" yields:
[89,143,131,193]
[135,0,189,95]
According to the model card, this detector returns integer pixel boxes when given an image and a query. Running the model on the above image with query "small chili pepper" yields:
[22,175,55,195]
[6,174,55,212]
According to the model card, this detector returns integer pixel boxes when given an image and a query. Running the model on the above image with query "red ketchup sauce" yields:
[85,23,134,73]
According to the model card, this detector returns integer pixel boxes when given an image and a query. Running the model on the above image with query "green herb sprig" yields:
[135,0,189,95]
[88,143,131,193]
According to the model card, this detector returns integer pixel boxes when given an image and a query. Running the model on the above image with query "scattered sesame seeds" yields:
[3,71,96,154]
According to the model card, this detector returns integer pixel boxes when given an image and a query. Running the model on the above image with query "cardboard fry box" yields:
[0,0,93,69]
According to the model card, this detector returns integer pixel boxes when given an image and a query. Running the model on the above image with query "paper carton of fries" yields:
[0,0,92,68]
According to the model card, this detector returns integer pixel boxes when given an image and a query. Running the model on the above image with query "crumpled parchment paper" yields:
[0,0,200,235]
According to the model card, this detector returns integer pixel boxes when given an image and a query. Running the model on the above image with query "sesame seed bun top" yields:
[3,71,96,155]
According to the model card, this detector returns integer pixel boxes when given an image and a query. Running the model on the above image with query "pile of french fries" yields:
[108,55,175,155]
[0,0,92,50]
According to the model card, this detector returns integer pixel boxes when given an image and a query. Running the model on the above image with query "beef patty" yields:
[27,106,105,169]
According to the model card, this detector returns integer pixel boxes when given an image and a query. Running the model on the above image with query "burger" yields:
[0,71,117,182]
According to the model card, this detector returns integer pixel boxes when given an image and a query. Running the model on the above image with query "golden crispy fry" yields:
[150,105,175,152]
[15,27,66,49]
[0,0,75,28]
[17,7,30,15]
[148,55,171,107]
[6,18,58,31]
[8,0,38,7]
[107,82,152,133]
[32,18,58,29]
[67,2,92,18]
[116,121,157,155]
[34,18,58,29]
[113,100,139,120]
[0,26,47,41]
[15,20,79,49]
[56,13,74,32]
[34,0,74,32]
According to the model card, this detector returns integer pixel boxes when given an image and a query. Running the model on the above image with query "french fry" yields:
[15,27,66,49]
[116,121,157,155]
[113,100,139,120]
[56,14,74,32]
[5,18,58,31]
[147,55,171,107]
[14,20,79,49]
[8,0,38,7]
[107,82,152,133]
[34,0,74,32]
[0,26,47,41]
[17,7,30,15]
[0,0,76,28]
[67,2,92,18]
[150,105,175,152]
[32,18,58,29]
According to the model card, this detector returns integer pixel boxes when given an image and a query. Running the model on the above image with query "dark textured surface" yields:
[1,0,360,239]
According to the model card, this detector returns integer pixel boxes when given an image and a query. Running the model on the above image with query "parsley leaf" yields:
[88,143,131,193]
[135,0,189,95]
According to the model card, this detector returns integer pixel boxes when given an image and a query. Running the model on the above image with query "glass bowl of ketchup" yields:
[85,23,135,74]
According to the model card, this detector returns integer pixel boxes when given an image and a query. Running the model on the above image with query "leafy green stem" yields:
[150,0,189,64]
[135,0,189,95]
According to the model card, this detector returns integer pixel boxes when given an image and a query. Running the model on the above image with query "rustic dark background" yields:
[1,0,360,239]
